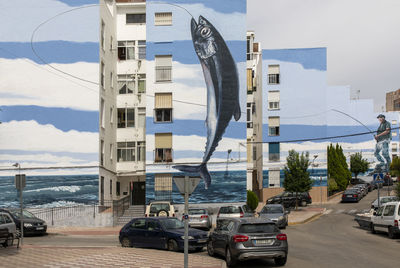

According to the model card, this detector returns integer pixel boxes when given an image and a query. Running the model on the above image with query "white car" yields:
[0,212,17,247]
[145,201,177,218]
[371,196,399,210]
[371,201,400,239]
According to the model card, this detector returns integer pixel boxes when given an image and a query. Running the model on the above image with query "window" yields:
[110,72,113,89]
[268,168,280,187]
[110,107,113,124]
[110,36,113,51]
[155,12,172,26]
[100,98,105,128]
[110,143,113,161]
[101,20,105,51]
[138,108,146,129]
[138,74,146,93]
[246,102,255,128]
[118,41,135,60]
[118,75,134,94]
[126,13,145,24]
[268,116,280,136]
[392,143,397,152]
[155,55,172,82]
[116,181,120,196]
[247,69,255,93]
[131,219,146,229]
[392,120,397,125]
[137,141,146,162]
[155,133,173,162]
[376,206,384,216]
[268,65,280,84]
[269,142,280,162]
[268,91,280,110]
[110,180,113,195]
[253,146,257,161]
[383,205,395,216]
[100,140,105,166]
[117,142,135,162]
[392,132,398,137]
[155,93,172,123]
[100,62,105,88]
[138,40,146,59]
[117,108,135,128]
[246,36,252,60]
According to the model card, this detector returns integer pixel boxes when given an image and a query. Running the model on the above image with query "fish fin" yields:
[172,164,211,189]
[233,103,241,121]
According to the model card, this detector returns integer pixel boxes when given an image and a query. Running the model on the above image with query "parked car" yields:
[371,201,400,239]
[267,192,312,208]
[186,208,212,230]
[217,205,254,218]
[350,187,364,199]
[207,217,288,267]
[0,212,17,247]
[145,201,177,217]
[352,185,368,197]
[383,175,394,186]
[341,189,360,203]
[119,217,208,251]
[371,196,399,210]
[350,178,373,192]
[0,208,47,235]
[258,204,289,229]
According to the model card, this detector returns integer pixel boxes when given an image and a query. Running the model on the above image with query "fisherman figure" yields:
[373,114,391,173]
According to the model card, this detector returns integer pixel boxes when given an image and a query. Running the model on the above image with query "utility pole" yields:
[13,163,24,246]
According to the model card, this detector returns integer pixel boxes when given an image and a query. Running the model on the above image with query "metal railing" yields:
[112,195,131,223]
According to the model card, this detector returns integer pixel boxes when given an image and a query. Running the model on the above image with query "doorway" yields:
[131,181,146,205]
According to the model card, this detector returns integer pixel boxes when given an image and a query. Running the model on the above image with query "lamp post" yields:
[13,163,23,246]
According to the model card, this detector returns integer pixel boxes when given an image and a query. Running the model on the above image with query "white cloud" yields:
[0,0,99,42]
[0,153,90,164]
[0,120,98,153]
[0,58,98,111]
[248,0,400,111]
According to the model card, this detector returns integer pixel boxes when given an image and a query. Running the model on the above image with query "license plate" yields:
[347,195,353,197]
[36,227,44,230]
[254,239,274,245]
[198,239,207,243]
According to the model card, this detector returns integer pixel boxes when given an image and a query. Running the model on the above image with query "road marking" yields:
[348,209,357,214]
[335,209,345,214]
[323,209,333,215]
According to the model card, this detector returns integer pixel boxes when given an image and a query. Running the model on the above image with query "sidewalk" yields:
[47,226,121,236]
[288,207,325,225]
[0,246,225,268]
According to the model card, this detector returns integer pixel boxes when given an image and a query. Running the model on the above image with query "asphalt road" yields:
[23,186,400,267]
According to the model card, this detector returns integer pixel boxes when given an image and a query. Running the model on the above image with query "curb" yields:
[288,209,326,226]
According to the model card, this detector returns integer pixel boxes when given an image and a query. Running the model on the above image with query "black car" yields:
[207,217,288,267]
[341,189,360,203]
[266,192,312,208]
[119,217,208,252]
[0,208,47,235]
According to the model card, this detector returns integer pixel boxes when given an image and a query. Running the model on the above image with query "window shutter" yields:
[268,65,280,74]
[268,117,280,127]
[155,12,172,26]
[155,174,173,191]
[155,55,172,67]
[247,69,253,91]
[155,133,172,148]
[155,93,172,108]
[268,91,280,102]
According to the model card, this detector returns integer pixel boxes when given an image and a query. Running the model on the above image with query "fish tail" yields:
[172,164,211,189]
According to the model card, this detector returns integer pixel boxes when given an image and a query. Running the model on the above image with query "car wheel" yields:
[121,237,131,247]
[371,224,376,234]
[207,240,215,256]
[225,247,237,267]
[2,234,13,248]
[274,256,287,266]
[168,239,179,251]
[157,210,169,217]
[300,200,307,207]
[388,227,396,239]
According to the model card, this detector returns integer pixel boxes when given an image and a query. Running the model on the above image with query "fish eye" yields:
[200,27,211,38]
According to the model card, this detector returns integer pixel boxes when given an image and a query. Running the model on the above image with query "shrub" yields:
[247,190,259,211]
[328,178,338,195]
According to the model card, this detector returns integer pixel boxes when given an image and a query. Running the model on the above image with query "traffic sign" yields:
[15,174,26,190]
[173,176,201,195]
[373,173,384,183]
[183,214,189,220]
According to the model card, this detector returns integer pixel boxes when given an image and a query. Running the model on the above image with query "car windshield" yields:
[11,210,37,219]
[150,203,170,213]
[238,223,277,233]
[381,197,398,203]
[261,206,283,214]
[189,209,206,215]
[219,206,240,214]
[160,218,184,229]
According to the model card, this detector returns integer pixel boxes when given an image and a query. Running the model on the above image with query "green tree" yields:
[246,190,259,211]
[350,152,369,181]
[327,143,351,191]
[390,156,400,179]
[328,178,338,194]
[283,150,313,210]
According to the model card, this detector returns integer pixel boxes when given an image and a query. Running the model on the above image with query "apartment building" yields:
[246,31,263,198]
[99,0,147,205]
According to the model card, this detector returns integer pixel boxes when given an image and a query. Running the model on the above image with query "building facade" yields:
[386,89,400,112]
[99,0,147,205]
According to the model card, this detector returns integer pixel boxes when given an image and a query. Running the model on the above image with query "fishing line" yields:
[331,109,373,132]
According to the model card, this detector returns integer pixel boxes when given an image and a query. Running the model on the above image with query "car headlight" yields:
[181,236,194,240]
[24,223,33,227]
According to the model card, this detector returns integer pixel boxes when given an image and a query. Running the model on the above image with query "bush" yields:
[247,190,259,211]
[328,178,338,195]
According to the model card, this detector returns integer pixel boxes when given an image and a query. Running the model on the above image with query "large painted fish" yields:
[173,16,241,189]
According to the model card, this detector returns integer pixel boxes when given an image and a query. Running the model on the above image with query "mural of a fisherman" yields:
[373,114,391,173]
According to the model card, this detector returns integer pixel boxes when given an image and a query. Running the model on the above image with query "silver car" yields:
[217,205,254,218]
[0,212,17,247]
[258,204,289,229]
[187,208,212,230]
[371,196,399,209]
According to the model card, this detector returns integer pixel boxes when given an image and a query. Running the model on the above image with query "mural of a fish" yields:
[173,16,241,189]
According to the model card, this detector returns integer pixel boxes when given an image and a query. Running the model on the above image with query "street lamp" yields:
[13,163,24,246]
[312,155,318,178]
